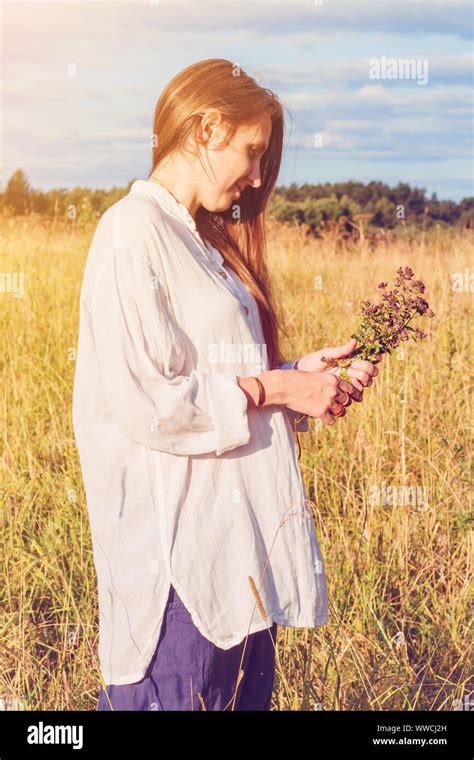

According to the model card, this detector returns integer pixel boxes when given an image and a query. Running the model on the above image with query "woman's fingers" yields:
[350,360,379,377]
[349,377,363,392]
[337,378,363,402]
[322,358,382,424]
[348,368,373,387]
[327,403,347,422]
[334,389,352,406]
[337,378,358,395]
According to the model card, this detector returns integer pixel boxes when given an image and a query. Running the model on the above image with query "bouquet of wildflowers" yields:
[321,267,435,381]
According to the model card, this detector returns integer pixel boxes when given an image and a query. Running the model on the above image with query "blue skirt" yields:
[97,584,278,711]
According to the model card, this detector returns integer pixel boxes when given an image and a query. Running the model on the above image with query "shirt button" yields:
[219,270,227,279]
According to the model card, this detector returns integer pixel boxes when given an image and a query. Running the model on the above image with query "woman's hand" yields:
[297,338,382,393]
[281,369,362,426]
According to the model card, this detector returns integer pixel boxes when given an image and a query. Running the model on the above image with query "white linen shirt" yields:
[72,178,328,686]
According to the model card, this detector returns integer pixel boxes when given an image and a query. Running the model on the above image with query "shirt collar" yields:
[130,179,225,267]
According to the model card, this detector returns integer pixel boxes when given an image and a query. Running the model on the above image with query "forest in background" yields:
[1,169,473,234]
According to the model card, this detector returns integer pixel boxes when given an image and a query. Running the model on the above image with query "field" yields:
[1,214,472,711]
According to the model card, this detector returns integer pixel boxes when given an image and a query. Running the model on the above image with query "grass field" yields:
[1,214,472,711]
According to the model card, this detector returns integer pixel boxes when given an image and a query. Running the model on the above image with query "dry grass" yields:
[0,214,472,711]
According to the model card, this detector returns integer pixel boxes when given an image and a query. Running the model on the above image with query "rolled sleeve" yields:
[91,246,251,456]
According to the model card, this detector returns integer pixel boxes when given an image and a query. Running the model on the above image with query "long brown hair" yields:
[148,58,291,369]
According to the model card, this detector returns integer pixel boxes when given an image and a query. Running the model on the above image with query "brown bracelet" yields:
[254,376,266,407]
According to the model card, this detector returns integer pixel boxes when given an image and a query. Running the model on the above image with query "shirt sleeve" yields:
[277,358,300,370]
[91,245,251,456]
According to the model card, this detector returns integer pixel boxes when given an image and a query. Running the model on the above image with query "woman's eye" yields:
[249,148,258,158]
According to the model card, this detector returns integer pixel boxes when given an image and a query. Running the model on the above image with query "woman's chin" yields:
[211,199,235,212]
[203,190,240,213]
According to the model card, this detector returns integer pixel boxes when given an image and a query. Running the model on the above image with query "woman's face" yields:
[199,114,273,213]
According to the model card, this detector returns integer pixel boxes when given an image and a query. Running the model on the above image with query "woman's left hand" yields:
[297,338,383,394]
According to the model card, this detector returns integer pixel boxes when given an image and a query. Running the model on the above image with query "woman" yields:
[72,58,381,711]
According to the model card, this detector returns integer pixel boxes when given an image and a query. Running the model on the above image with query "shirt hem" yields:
[100,613,329,686]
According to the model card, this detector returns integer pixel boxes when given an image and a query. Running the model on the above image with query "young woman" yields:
[72,58,381,711]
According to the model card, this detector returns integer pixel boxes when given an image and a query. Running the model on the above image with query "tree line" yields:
[1,169,472,230]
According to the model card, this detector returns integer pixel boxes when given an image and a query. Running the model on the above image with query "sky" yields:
[1,0,473,201]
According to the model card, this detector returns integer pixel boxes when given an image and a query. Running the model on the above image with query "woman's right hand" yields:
[280,369,363,425]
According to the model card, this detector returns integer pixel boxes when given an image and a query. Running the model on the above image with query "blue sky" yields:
[2,0,473,201]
